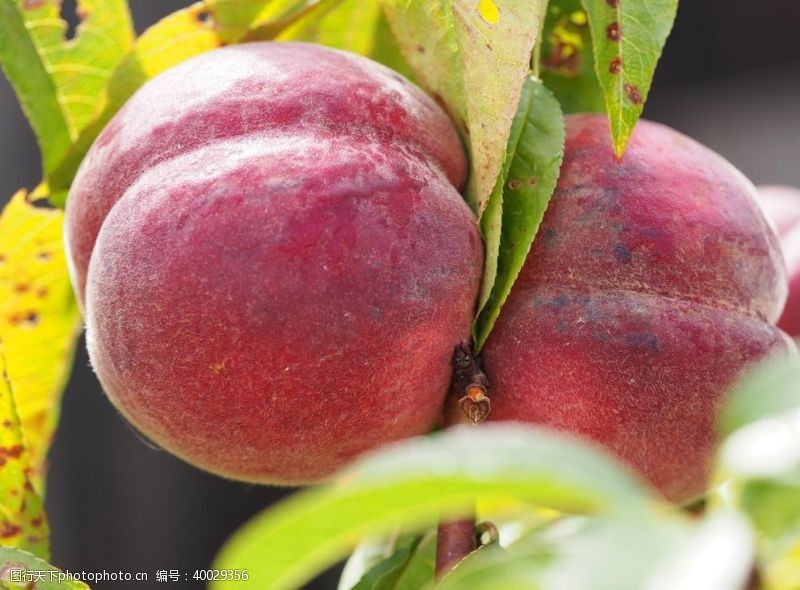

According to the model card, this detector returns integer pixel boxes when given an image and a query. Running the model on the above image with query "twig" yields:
[434,342,492,579]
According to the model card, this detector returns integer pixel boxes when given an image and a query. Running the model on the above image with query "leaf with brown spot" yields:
[0,344,49,559]
[0,0,134,175]
[0,190,81,496]
[48,0,334,206]
[380,0,547,214]
[582,0,678,158]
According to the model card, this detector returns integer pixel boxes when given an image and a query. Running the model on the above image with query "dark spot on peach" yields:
[0,254,5,263]
[196,10,211,24]
[416,45,426,54]
[609,56,622,74]
[485,43,493,51]
[30,516,43,528]
[528,177,538,187]
[606,0,619,7]
[2,419,11,428]
[606,22,621,41]
[36,251,51,261]
[36,286,48,298]
[626,332,660,353]
[14,284,29,294]
[613,242,632,263]
[508,179,521,190]
[625,83,643,104]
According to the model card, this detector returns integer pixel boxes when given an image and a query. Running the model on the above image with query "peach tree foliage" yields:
[0,0,798,589]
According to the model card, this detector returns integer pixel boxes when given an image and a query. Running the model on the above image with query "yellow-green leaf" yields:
[277,0,413,78]
[0,190,81,494]
[582,0,677,158]
[48,0,331,205]
[0,0,134,174]
[381,0,546,214]
[0,345,49,559]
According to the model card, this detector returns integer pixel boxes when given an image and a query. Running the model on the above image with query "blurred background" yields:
[1,0,799,588]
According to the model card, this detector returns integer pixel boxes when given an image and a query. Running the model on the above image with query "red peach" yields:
[758,185,800,336]
[483,115,793,503]
[66,43,482,484]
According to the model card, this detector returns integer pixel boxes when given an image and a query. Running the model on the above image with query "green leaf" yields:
[339,535,412,590]
[539,0,604,113]
[0,547,88,589]
[720,356,800,436]
[380,0,546,214]
[0,190,81,495]
[582,0,677,158]
[0,0,133,174]
[474,76,565,349]
[0,344,49,559]
[212,424,652,590]
[48,0,331,205]
[345,532,436,590]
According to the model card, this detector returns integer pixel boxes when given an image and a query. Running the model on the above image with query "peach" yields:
[483,115,793,503]
[758,185,800,336]
[65,43,482,484]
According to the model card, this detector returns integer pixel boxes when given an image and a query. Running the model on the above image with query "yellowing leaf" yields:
[0,344,49,559]
[381,0,546,214]
[49,0,332,204]
[0,190,81,494]
[582,0,677,158]
[0,0,134,174]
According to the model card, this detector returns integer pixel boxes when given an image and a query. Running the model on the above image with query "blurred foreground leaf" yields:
[0,0,133,174]
[438,512,752,590]
[213,424,652,590]
[717,357,800,589]
[582,0,677,158]
[0,191,80,494]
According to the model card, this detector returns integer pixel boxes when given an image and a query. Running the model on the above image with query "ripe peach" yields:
[65,43,482,484]
[483,115,793,503]
[758,185,800,336]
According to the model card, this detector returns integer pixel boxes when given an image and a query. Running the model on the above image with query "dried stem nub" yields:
[451,341,491,424]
